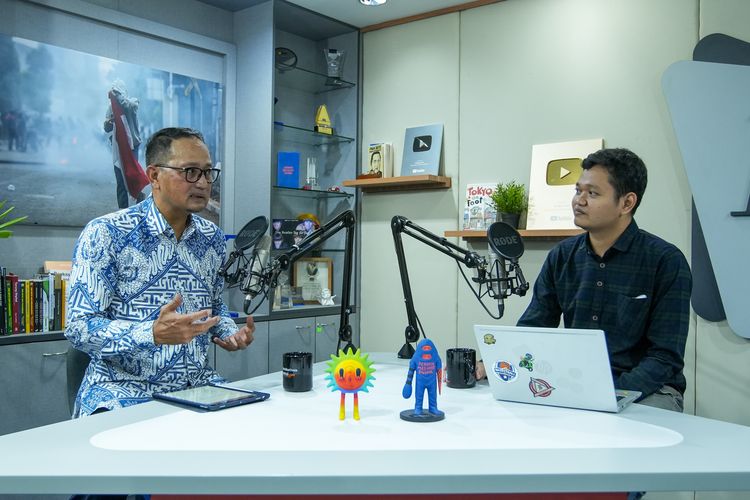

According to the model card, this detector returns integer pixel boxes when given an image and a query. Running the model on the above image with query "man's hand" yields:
[153,294,220,345]
[213,315,255,352]
[476,360,487,381]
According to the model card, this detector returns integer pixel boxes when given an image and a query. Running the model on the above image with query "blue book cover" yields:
[401,123,443,176]
[277,152,300,188]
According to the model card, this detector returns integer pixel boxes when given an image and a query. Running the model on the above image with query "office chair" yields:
[66,346,90,416]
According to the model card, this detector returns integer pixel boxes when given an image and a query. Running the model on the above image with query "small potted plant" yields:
[490,180,527,229]
[0,200,27,238]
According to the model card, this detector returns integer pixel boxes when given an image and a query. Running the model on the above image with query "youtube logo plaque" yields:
[526,139,603,230]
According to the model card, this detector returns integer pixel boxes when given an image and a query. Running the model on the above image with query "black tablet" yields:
[152,385,270,411]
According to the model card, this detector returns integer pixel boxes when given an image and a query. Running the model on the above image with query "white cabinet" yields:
[0,339,70,435]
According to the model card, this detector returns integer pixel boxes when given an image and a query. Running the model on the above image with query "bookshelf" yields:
[444,229,583,241]
[342,175,452,193]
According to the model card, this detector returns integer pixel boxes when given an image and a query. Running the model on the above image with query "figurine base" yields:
[399,409,445,423]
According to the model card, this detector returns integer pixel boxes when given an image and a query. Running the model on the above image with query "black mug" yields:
[282,351,313,392]
[446,347,476,389]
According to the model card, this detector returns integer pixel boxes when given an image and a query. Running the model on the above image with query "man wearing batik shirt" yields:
[66,127,254,417]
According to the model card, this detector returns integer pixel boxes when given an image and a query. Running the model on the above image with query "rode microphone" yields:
[241,234,273,311]
[486,222,527,316]
[221,215,269,287]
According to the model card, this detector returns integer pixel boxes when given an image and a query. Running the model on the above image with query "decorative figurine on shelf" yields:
[325,348,376,421]
[400,338,445,422]
[314,104,333,135]
[319,288,336,306]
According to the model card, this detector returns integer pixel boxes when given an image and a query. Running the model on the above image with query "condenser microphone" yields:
[241,234,273,301]
[487,222,526,316]
[487,221,524,262]
[487,249,507,317]
[221,215,269,286]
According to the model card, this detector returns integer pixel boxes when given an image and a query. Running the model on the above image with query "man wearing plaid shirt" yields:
[478,148,692,412]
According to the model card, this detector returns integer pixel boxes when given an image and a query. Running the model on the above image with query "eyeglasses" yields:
[156,164,221,183]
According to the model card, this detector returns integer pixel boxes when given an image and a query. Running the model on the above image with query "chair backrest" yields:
[66,346,90,416]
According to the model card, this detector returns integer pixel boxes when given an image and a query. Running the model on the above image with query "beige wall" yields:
[360,13,461,353]
[361,3,750,498]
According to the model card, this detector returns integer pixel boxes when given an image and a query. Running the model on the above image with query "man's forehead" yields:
[169,137,211,163]
[577,166,609,187]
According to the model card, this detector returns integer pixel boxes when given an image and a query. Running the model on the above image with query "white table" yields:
[1,353,749,495]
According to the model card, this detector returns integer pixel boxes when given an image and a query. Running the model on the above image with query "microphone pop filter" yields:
[234,215,269,252]
[487,222,524,260]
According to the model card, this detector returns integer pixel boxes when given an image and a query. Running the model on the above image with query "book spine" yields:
[61,276,68,329]
[24,280,32,333]
[0,267,6,335]
[9,275,19,334]
[19,280,26,333]
[33,280,41,333]
[4,270,11,335]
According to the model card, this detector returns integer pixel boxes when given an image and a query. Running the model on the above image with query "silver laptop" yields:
[474,325,641,413]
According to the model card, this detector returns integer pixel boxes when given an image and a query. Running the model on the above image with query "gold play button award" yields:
[546,158,583,186]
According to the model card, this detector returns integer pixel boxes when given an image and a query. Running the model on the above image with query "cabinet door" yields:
[314,314,340,362]
[214,322,269,382]
[315,313,360,362]
[0,340,70,435]
[268,317,315,373]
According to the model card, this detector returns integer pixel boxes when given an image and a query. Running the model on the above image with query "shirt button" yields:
[592,315,599,321]
[599,263,605,269]
[596,281,603,287]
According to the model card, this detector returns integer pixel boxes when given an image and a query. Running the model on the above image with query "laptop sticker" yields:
[483,333,496,345]
[529,378,555,398]
[519,353,534,371]
[493,360,517,382]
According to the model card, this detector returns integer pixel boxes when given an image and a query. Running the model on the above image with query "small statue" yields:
[400,338,444,422]
[319,288,336,306]
[324,348,376,420]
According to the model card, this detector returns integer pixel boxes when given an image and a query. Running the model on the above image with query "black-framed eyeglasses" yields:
[156,164,221,183]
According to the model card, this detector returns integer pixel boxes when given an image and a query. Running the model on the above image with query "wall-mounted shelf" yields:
[342,175,452,193]
[275,64,355,94]
[273,186,353,200]
[274,123,354,146]
[444,229,583,241]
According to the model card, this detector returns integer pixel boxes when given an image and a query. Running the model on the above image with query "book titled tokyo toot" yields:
[463,183,497,230]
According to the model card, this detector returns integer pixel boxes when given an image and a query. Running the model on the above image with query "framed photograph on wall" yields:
[293,257,333,303]
[0,33,224,227]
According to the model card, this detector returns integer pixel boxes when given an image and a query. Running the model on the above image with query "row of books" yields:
[0,267,70,335]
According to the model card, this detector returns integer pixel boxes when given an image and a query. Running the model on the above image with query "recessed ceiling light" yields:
[360,0,386,5]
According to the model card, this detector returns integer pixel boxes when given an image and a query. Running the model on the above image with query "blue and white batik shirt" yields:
[65,197,237,417]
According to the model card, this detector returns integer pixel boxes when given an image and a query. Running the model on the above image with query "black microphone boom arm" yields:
[260,210,357,354]
[391,215,528,359]
[391,215,486,359]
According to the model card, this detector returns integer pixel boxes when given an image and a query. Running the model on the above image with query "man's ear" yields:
[146,165,160,187]
[621,192,637,215]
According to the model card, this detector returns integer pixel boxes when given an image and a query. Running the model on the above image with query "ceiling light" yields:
[360,0,386,5]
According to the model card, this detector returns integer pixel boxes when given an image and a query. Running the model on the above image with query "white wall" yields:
[360,3,750,498]
[360,13,460,353]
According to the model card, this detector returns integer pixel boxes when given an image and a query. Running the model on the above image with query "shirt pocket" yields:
[615,294,651,339]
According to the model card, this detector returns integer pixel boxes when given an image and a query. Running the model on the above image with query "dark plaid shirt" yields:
[518,220,692,397]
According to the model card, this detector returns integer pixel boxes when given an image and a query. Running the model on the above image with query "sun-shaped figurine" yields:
[324,348,376,420]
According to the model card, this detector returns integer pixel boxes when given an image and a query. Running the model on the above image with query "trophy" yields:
[314,105,333,135]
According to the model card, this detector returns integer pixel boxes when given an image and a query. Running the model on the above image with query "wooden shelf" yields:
[342,175,451,193]
[444,229,583,240]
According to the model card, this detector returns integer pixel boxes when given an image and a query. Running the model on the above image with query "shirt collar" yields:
[144,196,196,240]
[578,219,640,257]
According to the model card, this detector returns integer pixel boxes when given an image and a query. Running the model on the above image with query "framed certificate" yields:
[293,257,333,303]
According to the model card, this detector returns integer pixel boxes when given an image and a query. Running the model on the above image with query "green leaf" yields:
[0,215,27,230]
[0,230,12,238]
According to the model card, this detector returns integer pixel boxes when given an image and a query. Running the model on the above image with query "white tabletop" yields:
[1,353,749,495]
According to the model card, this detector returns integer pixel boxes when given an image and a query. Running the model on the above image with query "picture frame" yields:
[293,257,333,304]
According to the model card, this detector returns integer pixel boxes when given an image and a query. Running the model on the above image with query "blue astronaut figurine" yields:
[400,338,445,422]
